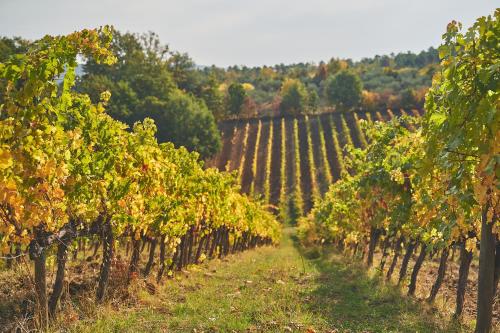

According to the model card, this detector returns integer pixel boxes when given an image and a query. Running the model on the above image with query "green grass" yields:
[64,228,468,333]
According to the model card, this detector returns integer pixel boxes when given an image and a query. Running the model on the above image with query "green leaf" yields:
[429,112,446,126]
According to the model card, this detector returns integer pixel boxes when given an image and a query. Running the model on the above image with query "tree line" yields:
[1,31,439,147]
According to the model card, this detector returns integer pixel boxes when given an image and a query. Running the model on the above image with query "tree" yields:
[279,78,309,115]
[327,57,349,76]
[423,10,499,333]
[324,70,363,110]
[200,74,226,120]
[141,90,221,159]
[76,30,220,159]
[227,83,246,116]
[400,88,418,109]
[361,90,381,111]
[313,62,328,83]
[0,36,30,62]
[167,51,201,93]
[307,87,320,112]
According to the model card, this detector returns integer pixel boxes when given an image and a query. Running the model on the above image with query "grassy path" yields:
[67,229,467,333]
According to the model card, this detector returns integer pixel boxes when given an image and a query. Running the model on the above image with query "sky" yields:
[0,0,497,67]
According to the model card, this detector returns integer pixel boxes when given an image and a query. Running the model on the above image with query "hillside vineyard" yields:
[206,109,422,213]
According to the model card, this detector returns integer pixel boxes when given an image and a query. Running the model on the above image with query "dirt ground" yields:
[371,246,499,327]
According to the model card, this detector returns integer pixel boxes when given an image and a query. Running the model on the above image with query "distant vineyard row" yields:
[206,109,422,214]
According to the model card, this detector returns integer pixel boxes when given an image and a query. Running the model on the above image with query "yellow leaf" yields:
[0,148,13,170]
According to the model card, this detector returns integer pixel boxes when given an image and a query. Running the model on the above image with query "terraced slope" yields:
[206,109,420,214]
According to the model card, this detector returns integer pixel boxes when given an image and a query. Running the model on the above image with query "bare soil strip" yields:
[253,120,271,197]
[344,113,362,148]
[213,122,236,170]
[297,117,313,213]
[319,113,341,182]
[391,108,403,118]
[331,113,347,148]
[309,116,329,195]
[240,120,259,194]
[269,118,282,206]
[226,121,246,172]
[284,118,296,198]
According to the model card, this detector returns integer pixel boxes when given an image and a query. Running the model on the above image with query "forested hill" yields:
[205,48,438,118]
[0,34,437,162]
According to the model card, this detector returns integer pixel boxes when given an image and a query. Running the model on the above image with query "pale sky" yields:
[0,0,497,67]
